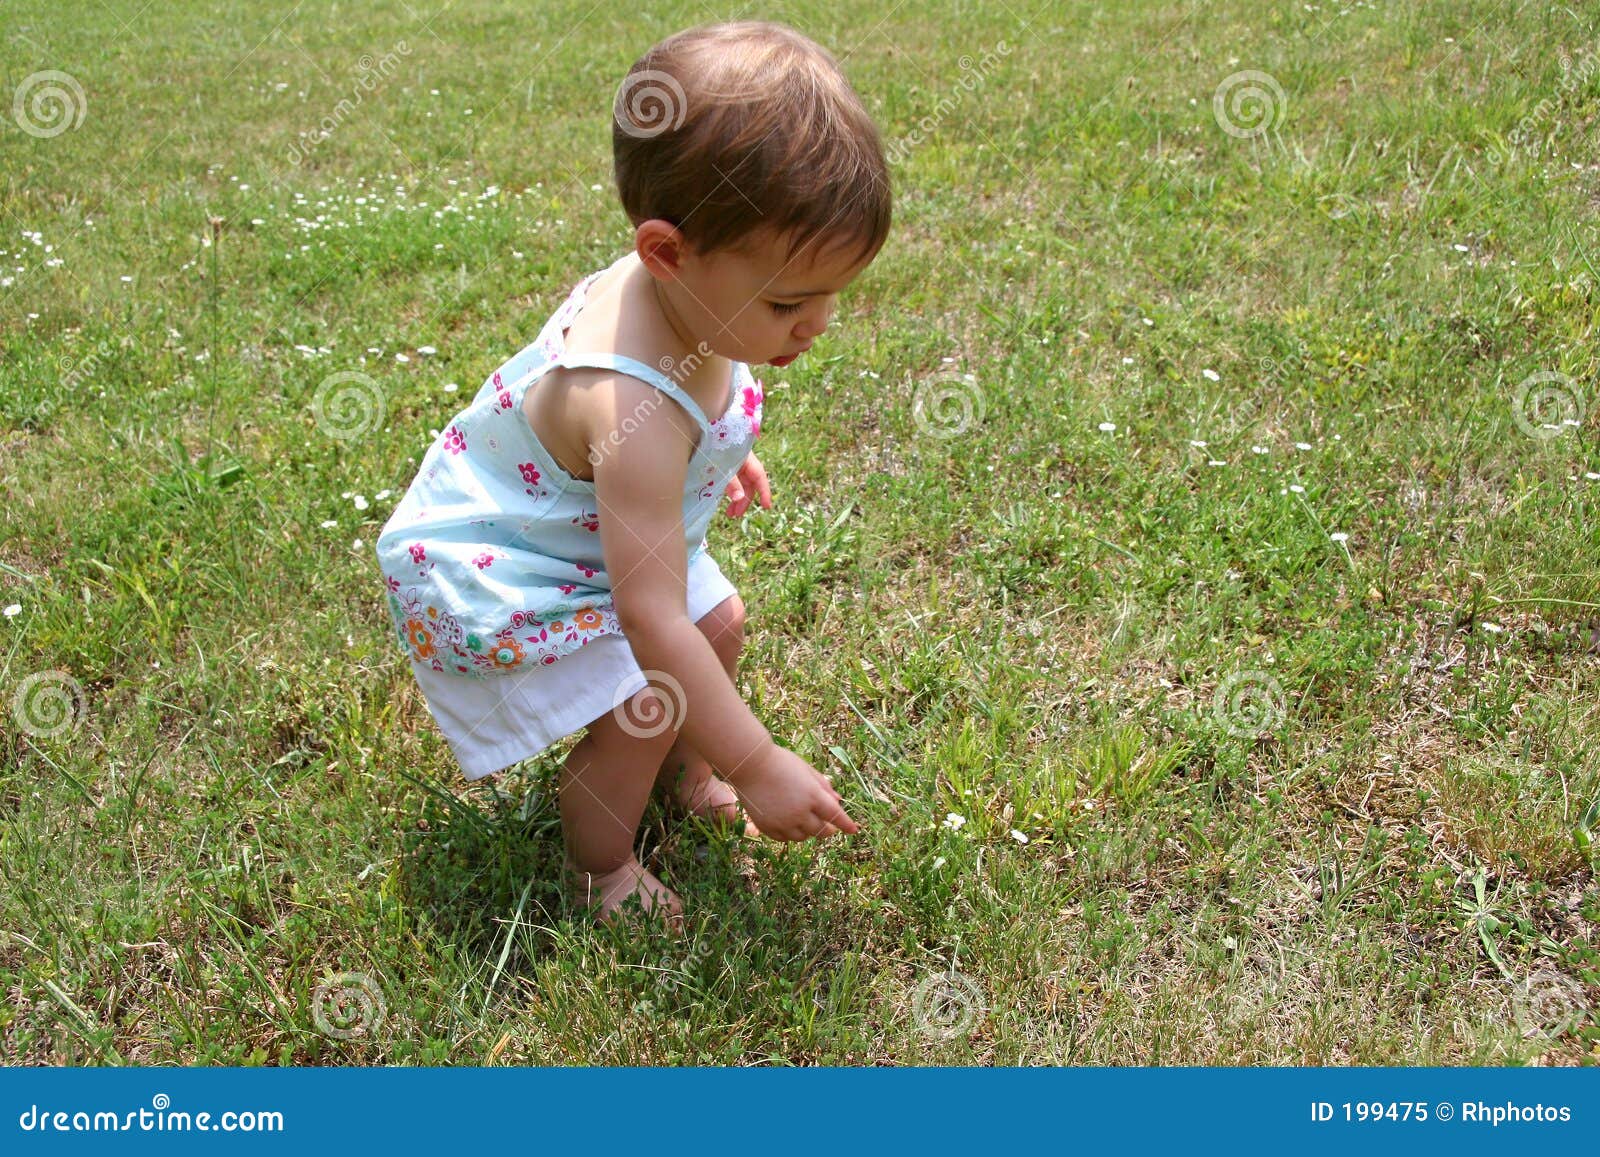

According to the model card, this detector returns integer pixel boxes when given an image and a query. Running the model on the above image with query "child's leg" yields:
[560,683,685,922]
[655,595,750,827]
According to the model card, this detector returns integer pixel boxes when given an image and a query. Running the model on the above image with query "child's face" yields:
[666,227,877,368]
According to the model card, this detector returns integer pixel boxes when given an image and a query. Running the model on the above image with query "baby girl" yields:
[375,20,892,922]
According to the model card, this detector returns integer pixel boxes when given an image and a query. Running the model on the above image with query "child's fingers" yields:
[819,800,859,835]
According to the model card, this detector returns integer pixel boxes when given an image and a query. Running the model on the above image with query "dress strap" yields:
[554,351,712,435]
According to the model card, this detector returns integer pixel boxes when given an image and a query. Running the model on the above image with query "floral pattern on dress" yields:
[386,585,624,677]
[375,260,759,679]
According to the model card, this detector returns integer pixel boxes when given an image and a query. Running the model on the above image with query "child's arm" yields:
[588,376,855,841]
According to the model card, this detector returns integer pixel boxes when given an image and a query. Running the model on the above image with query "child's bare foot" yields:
[567,856,684,929]
[658,758,760,837]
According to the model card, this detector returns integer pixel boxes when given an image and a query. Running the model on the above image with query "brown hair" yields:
[612,21,891,269]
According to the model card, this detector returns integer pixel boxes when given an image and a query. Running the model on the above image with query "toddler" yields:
[375,20,892,923]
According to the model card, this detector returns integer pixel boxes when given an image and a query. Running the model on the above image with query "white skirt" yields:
[409,548,739,780]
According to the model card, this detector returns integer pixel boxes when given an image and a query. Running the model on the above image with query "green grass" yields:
[2,0,1598,1065]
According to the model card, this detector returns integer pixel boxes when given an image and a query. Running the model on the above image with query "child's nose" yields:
[795,303,834,340]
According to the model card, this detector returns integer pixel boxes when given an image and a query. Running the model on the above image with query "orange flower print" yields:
[573,608,604,632]
[404,618,436,661]
[487,637,525,669]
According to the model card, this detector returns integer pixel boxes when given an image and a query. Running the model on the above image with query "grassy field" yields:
[2,0,1597,1065]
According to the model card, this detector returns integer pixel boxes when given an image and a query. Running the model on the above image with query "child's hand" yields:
[724,451,773,518]
[726,743,859,842]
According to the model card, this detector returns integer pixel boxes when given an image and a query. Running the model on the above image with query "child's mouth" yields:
[767,344,811,367]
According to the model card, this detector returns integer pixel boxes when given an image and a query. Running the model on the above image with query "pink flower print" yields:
[558,583,577,594]
[442,424,467,454]
[519,462,541,487]
[497,388,512,411]
[472,552,494,570]
[492,371,503,389]
[576,562,597,578]
[409,543,427,565]
[742,381,764,438]
[385,575,400,593]
[571,508,599,533]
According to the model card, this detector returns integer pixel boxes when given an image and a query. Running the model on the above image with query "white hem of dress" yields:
[408,547,739,780]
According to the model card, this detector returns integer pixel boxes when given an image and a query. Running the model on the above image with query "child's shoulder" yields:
[521,256,718,479]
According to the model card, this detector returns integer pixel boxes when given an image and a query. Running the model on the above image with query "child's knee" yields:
[696,595,745,665]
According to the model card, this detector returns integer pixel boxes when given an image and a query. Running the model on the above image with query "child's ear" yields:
[636,219,687,280]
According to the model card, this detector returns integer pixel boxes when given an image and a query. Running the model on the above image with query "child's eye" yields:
[768,300,804,316]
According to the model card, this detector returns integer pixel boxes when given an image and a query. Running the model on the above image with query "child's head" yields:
[611,21,892,367]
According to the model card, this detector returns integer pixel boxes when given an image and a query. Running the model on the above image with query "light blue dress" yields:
[374,255,765,777]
